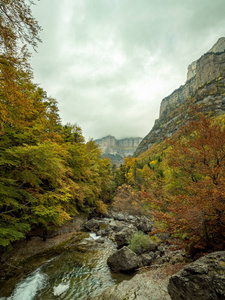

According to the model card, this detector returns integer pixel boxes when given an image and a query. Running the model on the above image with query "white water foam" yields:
[53,283,70,296]
[8,269,47,300]
[89,232,98,240]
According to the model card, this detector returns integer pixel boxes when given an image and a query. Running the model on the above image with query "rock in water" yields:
[107,246,140,272]
[135,216,153,233]
[114,225,137,248]
[83,218,100,232]
[168,251,225,300]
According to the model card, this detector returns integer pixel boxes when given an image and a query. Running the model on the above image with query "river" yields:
[1,233,134,300]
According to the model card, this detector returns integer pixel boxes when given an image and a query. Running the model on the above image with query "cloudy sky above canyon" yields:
[31,0,225,141]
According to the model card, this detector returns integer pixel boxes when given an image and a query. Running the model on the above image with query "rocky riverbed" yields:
[82,212,188,271]
[1,211,225,299]
[91,267,172,300]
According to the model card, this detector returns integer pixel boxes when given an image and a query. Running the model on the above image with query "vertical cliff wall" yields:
[160,51,225,119]
[135,38,225,156]
[95,136,142,165]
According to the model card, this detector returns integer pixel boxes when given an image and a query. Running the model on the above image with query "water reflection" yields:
[7,233,134,300]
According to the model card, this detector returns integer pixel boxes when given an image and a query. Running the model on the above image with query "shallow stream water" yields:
[1,232,133,300]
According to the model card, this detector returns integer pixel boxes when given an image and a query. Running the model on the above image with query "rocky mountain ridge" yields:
[135,37,225,156]
[95,135,142,165]
[186,37,225,81]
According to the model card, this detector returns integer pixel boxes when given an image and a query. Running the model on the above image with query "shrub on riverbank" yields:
[128,231,158,254]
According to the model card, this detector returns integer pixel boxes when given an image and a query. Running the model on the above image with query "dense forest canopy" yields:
[0,0,112,249]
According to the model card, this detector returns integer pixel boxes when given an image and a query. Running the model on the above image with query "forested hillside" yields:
[0,0,112,249]
[116,112,225,255]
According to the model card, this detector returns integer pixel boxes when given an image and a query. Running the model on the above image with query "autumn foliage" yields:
[121,113,225,254]
[0,1,112,249]
[112,184,145,215]
[162,114,225,253]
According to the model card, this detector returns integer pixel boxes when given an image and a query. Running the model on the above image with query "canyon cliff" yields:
[135,37,225,156]
[95,136,142,166]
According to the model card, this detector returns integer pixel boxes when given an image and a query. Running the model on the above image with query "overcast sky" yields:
[31,0,225,141]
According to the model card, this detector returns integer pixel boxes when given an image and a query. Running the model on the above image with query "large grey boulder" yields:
[114,224,137,248]
[135,216,153,233]
[107,246,140,272]
[108,219,126,232]
[83,219,100,232]
[113,212,126,221]
[168,251,225,300]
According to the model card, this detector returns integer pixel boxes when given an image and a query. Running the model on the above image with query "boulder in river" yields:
[95,237,105,243]
[108,219,126,232]
[168,251,225,300]
[107,246,140,272]
[114,224,137,248]
[83,218,100,232]
[113,212,126,221]
[135,216,153,233]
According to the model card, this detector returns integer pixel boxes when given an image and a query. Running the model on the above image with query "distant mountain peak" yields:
[208,37,225,53]
[95,136,142,166]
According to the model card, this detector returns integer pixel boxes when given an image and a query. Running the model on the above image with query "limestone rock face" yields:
[208,37,225,53]
[135,37,225,156]
[187,37,225,81]
[159,51,225,119]
[107,246,140,272]
[187,60,197,81]
[168,251,225,300]
[95,135,142,166]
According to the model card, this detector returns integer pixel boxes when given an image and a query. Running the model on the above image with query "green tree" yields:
[0,141,80,247]
[0,0,41,52]
[0,1,114,250]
